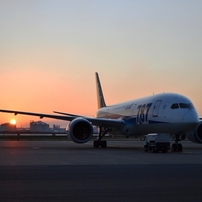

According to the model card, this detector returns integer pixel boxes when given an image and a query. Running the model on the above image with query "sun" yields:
[10,119,16,125]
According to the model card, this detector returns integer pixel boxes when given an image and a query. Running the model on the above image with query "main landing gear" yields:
[171,134,185,152]
[93,127,110,148]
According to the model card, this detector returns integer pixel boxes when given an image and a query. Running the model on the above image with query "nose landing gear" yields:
[171,134,185,152]
[171,142,183,152]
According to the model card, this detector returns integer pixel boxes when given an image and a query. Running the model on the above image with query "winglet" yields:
[95,72,106,109]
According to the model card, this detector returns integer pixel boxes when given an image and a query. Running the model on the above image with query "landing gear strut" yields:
[171,134,183,152]
[93,127,110,148]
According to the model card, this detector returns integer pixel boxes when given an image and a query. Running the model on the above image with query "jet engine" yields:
[67,117,93,143]
[186,120,202,143]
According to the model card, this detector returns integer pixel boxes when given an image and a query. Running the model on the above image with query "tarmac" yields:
[0,140,202,202]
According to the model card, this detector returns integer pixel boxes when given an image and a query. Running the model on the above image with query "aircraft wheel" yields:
[144,146,148,152]
[93,140,100,148]
[162,149,168,153]
[177,144,183,152]
[93,140,107,148]
[171,143,183,152]
[171,144,177,152]
[101,140,107,148]
[152,147,156,153]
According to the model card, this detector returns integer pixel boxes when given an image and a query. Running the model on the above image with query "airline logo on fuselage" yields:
[123,103,154,125]
[136,103,153,124]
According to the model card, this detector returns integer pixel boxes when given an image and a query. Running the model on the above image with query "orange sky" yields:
[0,67,202,128]
[0,1,202,127]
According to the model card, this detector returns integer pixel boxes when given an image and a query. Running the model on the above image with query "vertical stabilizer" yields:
[95,72,106,109]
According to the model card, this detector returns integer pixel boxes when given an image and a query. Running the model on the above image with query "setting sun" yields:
[10,119,16,125]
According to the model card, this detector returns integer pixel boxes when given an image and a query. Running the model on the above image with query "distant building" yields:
[0,123,16,131]
[30,121,49,132]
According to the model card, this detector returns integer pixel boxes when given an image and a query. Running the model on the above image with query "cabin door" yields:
[152,100,162,117]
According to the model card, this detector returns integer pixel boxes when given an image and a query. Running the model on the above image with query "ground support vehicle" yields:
[143,133,170,153]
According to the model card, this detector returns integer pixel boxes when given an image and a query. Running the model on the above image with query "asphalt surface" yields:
[0,140,202,202]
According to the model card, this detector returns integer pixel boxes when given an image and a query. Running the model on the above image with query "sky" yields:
[0,0,202,127]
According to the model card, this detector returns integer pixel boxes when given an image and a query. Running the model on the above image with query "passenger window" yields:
[171,103,179,109]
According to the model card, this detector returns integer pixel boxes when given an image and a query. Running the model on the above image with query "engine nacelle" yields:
[186,121,202,143]
[67,117,93,144]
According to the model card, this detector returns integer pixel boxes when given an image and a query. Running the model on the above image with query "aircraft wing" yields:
[0,109,124,128]
[53,111,84,117]
[0,109,76,121]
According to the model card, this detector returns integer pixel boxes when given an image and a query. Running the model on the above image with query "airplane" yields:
[0,72,201,151]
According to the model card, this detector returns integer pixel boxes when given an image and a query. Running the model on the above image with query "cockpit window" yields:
[188,103,194,109]
[171,103,194,109]
[179,103,189,108]
[179,103,194,109]
[170,103,194,109]
[171,103,179,109]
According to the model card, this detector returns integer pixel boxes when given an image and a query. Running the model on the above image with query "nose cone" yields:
[182,109,199,124]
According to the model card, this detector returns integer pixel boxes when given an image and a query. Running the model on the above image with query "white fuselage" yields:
[96,93,199,136]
